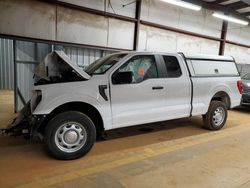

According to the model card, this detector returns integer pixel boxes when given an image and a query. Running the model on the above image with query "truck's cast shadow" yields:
[233,106,250,113]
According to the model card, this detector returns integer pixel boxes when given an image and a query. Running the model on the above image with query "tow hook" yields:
[0,128,13,136]
[0,128,7,135]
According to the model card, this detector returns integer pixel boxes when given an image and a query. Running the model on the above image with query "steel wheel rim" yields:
[212,107,225,127]
[55,122,87,153]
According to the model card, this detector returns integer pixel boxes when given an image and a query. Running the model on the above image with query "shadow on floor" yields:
[102,116,204,140]
[232,106,250,114]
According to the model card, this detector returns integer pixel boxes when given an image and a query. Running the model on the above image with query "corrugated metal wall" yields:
[64,47,114,69]
[16,41,51,110]
[65,47,102,68]
[0,38,14,90]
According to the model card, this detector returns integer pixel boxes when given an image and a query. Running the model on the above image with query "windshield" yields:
[242,73,250,80]
[85,53,128,75]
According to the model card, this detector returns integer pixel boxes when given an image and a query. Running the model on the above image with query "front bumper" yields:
[0,102,47,138]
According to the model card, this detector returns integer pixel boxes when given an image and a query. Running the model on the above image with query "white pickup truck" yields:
[4,51,242,160]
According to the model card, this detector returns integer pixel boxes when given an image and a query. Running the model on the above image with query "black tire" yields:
[203,101,228,130]
[44,111,96,160]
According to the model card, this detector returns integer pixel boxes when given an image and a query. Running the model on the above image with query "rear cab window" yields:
[162,55,182,78]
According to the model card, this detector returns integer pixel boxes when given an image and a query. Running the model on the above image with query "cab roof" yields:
[113,51,235,62]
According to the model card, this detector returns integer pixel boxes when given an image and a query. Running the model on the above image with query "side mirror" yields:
[112,71,133,84]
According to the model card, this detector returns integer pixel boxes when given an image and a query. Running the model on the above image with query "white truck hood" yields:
[34,50,90,81]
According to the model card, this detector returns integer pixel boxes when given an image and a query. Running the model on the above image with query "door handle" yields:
[152,86,164,90]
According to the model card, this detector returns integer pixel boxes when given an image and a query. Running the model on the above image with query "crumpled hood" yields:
[34,50,91,81]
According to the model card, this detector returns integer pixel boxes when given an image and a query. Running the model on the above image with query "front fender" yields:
[33,94,101,115]
[32,91,112,130]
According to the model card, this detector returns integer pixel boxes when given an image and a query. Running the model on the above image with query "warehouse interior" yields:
[1,0,250,187]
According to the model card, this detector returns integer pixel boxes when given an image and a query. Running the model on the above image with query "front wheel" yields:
[44,111,96,160]
[203,101,228,130]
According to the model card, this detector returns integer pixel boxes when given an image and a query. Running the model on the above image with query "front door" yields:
[110,55,168,128]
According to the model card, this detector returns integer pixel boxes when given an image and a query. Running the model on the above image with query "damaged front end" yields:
[0,90,45,139]
[0,102,33,137]
[0,50,91,139]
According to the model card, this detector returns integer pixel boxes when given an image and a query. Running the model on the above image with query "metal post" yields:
[219,20,228,55]
[13,39,18,113]
[133,0,141,51]
[34,42,38,61]
[51,44,54,52]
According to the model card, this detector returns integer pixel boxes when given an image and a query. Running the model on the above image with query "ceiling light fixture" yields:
[213,12,249,25]
[160,0,201,11]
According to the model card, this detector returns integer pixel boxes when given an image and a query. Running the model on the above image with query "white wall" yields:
[225,21,250,64]
[0,0,249,62]
[138,25,220,54]
[227,22,250,46]
[141,0,222,38]
[139,0,222,54]
[60,0,136,18]
[225,43,250,64]
[57,7,108,47]
[0,0,135,50]
[0,0,56,40]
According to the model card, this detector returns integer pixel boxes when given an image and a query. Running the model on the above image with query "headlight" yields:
[30,90,42,112]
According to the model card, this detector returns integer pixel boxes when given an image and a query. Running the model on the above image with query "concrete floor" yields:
[1,90,250,188]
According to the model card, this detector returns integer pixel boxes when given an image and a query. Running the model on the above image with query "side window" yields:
[117,55,158,83]
[163,56,182,78]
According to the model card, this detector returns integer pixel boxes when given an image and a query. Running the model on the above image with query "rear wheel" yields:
[44,111,96,160]
[203,101,227,130]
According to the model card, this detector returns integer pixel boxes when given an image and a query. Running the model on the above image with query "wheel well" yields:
[211,91,231,109]
[38,102,104,136]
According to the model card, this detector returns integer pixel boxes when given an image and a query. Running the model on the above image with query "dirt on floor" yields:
[0,90,15,128]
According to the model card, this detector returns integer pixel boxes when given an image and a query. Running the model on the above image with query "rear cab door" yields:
[157,54,192,119]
